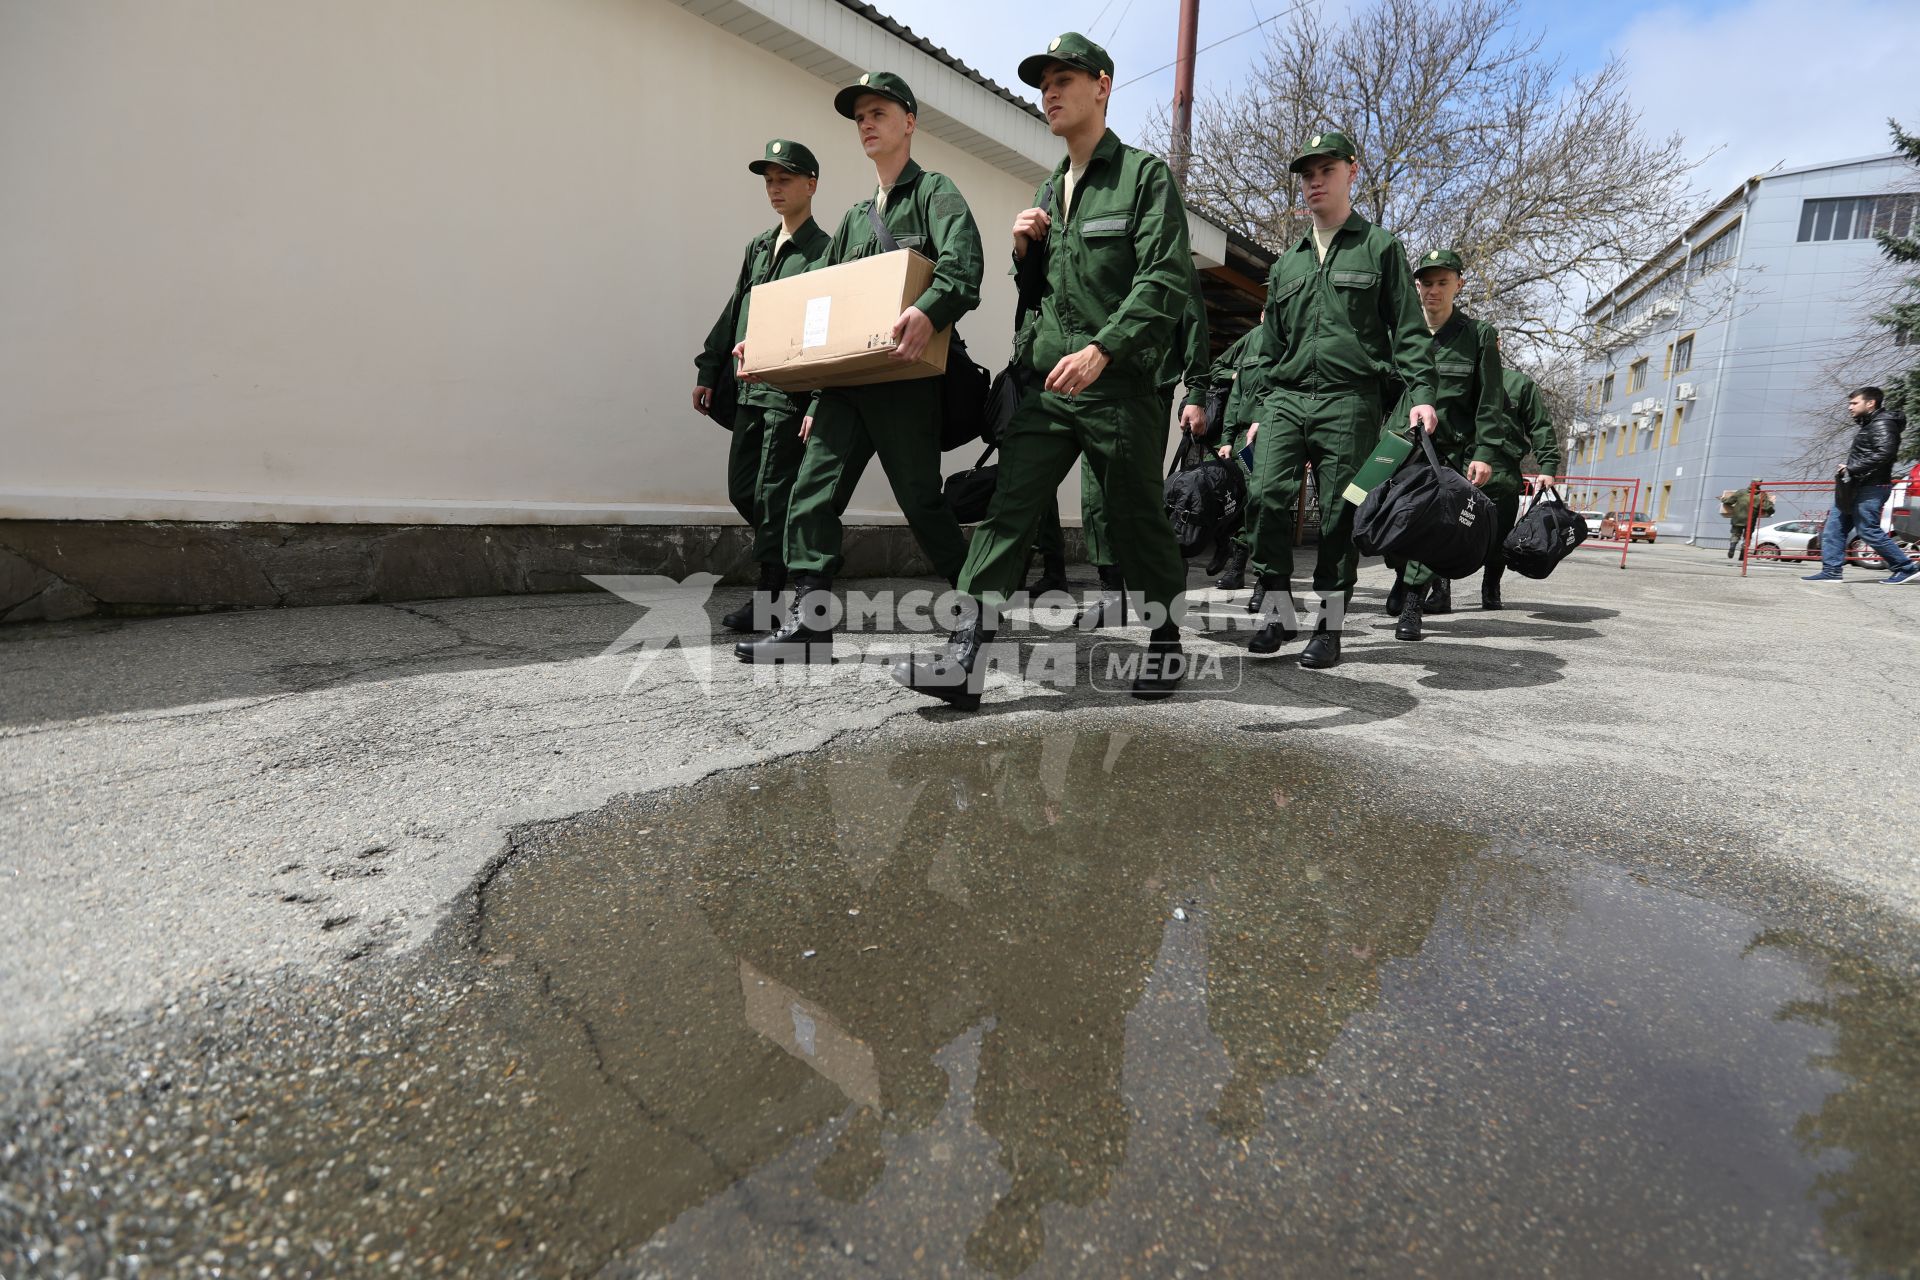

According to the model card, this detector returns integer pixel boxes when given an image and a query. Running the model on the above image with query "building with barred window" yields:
[1571,152,1913,545]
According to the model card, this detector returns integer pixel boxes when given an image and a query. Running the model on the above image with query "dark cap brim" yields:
[1017,53,1108,89]
[748,159,811,176]
[834,84,913,119]
[1288,147,1353,173]
[1412,263,1461,277]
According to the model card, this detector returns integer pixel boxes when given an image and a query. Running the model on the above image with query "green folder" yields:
[1343,430,1413,505]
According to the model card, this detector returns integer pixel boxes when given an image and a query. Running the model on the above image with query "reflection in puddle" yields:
[3,727,1917,1278]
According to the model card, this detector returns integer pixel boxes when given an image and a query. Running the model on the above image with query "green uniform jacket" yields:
[1257,210,1436,420]
[1020,129,1195,402]
[1499,368,1561,477]
[695,217,832,410]
[1222,324,1274,433]
[1169,263,1212,406]
[1391,310,1509,465]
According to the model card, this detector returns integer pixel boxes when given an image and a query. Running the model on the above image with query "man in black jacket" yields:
[1803,386,1919,584]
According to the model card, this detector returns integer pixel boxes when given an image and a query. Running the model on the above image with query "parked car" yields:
[1577,509,1605,536]
[1747,519,1821,559]
[1749,518,1920,567]
[1599,511,1658,543]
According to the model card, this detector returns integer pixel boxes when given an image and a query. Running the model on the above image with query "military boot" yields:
[1130,623,1187,701]
[1247,569,1287,615]
[1298,622,1342,669]
[891,602,995,711]
[1026,550,1071,598]
[1481,566,1504,611]
[1077,565,1129,630]
[1393,594,1424,642]
[735,573,834,664]
[1423,577,1453,615]
[1247,581,1299,656]
[1383,569,1408,616]
[721,562,787,633]
[1213,545,1250,591]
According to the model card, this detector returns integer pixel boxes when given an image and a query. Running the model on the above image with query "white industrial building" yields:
[1570,153,1913,544]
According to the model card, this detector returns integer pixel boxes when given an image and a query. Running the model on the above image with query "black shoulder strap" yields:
[866,198,900,253]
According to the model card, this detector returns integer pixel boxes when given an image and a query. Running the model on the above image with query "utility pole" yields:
[1171,0,1200,186]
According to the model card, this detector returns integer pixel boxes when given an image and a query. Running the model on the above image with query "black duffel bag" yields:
[1353,427,1496,579]
[940,332,993,450]
[943,441,999,524]
[1503,484,1589,578]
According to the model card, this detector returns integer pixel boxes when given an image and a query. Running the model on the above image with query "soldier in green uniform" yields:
[893,32,1198,707]
[734,72,985,663]
[1209,315,1270,592]
[1028,268,1209,621]
[693,140,832,632]
[1479,340,1564,609]
[1379,249,1508,641]
[1245,132,1437,669]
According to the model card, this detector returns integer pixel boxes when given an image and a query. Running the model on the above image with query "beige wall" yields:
[0,0,1046,524]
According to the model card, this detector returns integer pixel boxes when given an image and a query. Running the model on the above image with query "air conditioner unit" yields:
[1600,413,1621,428]
[1646,398,1665,413]
[1675,383,1697,401]
[1651,298,1681,317]
[1630,399,1645,414]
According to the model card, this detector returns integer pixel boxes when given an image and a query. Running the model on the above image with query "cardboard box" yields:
[738,248,950,392]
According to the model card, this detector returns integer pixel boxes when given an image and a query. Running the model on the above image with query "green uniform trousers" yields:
[726,414,764,529]
[1247,387,1382,597]
[733,404,809,567]
[1480,469,1522,579]
[1224,427,1256,552]
[1034,465,1111,568]
[784,379,967,581]
[960,388,1186,618]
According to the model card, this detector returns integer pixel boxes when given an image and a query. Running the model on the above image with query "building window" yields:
[1693,223,1737,272]
[1615,430,1625,458]
[1627,422,1639,454]
[1673,333,1694,372]
[1797,194,1918,242]
[1669,404,1684,445]
[1649,410,1663,448]
[1602,373,1615,403]
[1628,358,1649,393]
[1658,481,1673,520]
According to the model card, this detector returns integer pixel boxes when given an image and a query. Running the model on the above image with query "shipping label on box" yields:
[739,248,951,392]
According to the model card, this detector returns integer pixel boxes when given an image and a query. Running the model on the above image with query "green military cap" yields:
[1017,32,1116,88]
[747,138,819,179]
[1413,248,1465,276]
[834,71,917,120]
[1290,129,1357,173]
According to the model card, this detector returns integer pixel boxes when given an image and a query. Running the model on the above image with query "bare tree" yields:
[1147,0,1703,358]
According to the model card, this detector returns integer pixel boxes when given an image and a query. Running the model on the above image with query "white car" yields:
[1576,510,1604,536]
[1747,519,1820,559]
[1748,517,1919,567]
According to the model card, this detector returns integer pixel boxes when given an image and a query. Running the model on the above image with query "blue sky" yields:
[874,0,1919,206]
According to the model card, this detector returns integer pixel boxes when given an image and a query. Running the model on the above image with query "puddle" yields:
[4,725,1918,1278]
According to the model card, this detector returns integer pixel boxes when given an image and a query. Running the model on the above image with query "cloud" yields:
[1614,0,1920,203]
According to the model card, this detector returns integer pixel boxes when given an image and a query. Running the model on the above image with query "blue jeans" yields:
[1821,484,1917,573]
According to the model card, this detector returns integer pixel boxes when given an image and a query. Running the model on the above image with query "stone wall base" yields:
[0,521,1088,623]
